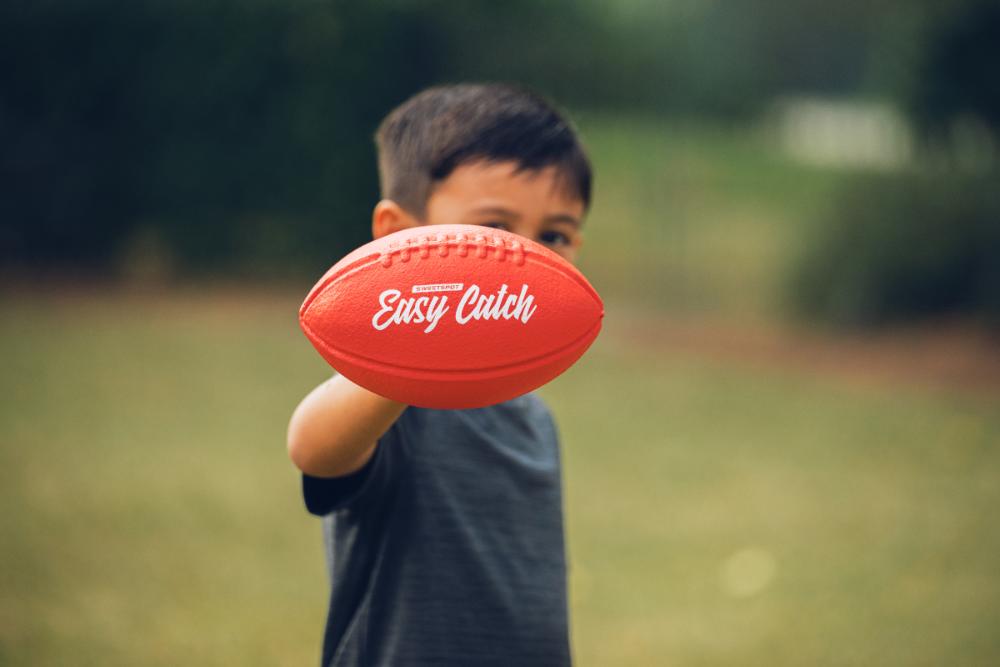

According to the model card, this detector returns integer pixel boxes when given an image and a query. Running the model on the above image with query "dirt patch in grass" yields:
[616,310,1000,398]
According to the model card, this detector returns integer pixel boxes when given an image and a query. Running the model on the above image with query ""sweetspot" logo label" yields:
[411,283,464,294]
[372,284,537,333]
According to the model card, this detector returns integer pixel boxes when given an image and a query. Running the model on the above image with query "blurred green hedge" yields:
[792,168,1000,328]
[2,0,920,279]
[0,1,453,277]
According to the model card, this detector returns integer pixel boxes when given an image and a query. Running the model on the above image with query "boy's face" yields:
[374,160,585,263]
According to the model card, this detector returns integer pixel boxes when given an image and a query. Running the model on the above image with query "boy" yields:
[287,83,593,666]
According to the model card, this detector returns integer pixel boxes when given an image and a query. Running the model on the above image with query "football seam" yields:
[378,231,527,267]
[377,232,601,308]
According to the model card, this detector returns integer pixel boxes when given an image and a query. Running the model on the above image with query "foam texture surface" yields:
[299,224,603,408]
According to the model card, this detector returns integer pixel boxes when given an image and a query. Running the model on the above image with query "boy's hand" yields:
[287,374,406,478]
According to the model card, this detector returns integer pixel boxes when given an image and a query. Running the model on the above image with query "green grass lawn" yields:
[1,288,997,666]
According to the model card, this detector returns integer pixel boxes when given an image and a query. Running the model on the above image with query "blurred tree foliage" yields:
[1,0,994,282]
[903,0,1000,138]
[794,0,1000,328]
[1,0,675,277]
[1,0,455,277]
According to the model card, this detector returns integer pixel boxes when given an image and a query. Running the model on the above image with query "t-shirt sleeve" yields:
[300,413,405,517]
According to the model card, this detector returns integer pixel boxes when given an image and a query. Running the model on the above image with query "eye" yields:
[479,221,510,232]
[539,230,571,247]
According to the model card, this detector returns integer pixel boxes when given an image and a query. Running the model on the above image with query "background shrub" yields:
[792,169,1000,327]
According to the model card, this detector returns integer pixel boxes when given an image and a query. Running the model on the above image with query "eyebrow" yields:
[470,206,581,227]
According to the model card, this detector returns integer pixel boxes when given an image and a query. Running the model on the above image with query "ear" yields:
[372,200,421,239]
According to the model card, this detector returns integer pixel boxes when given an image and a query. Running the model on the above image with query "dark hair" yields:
[374,83,592,219]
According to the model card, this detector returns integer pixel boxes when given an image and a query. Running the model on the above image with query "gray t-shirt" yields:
[302,393,571,666]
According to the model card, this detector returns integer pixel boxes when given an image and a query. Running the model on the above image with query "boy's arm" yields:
[287,374,407,478]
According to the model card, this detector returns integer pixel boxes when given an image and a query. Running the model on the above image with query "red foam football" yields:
[299,224,603,409]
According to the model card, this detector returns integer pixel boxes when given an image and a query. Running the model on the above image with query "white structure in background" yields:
[772,96,913,169]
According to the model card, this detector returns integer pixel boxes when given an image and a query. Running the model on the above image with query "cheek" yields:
[552,246,578,263]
